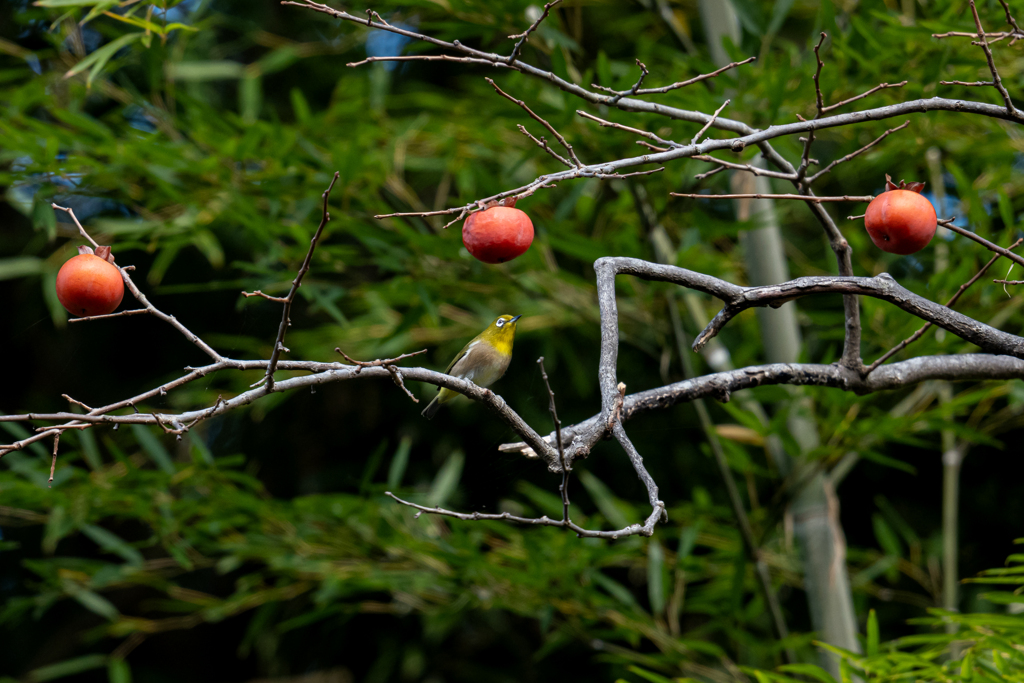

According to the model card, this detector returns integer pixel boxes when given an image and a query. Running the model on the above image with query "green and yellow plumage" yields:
[421,314,521,419]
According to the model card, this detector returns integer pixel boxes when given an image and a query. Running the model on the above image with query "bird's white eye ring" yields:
[496,319,505,327]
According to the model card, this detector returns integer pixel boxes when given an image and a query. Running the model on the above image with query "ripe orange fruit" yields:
[462,204,534,264]
[55,247,124,317]
[864,176,937,255]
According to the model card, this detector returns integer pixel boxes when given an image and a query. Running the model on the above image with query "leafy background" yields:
[2,0,1024,681]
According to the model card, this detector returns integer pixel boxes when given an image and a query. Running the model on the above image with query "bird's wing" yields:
[435,339,477,392]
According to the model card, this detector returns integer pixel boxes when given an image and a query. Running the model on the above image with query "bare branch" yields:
[821,81,907,114]
[49,433,60,487]
[865,239,1023,373]
[806,121,911,184]
[637,140,670,153]
[940,80,996,87]
[694,272,1024,358]
[576,110,680,148]
[262,172,340,392]
[507,0,562,65]
[67,308,150,323]
[347,54,508,68]
[938,218,1024,270]
[998,0,1023,36]
[537,357,569,520]
[690,99,730,146]
[498,354,1024,457]
[385,492,665,539]
[968,0,1021,118]
[691,155,796,181]
[629,56,756,96]
[517,124,572,167]
[62,394,93,412]
[592,59,650,105]
[241,290,288,302]
[811,32,826,116]
[486,77,582,167]
[54,202,99,248]
[671,192,874,203]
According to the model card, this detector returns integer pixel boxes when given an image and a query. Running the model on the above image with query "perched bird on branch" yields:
[421,314,521,419]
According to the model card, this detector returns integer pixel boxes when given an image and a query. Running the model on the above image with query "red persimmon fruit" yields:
[55,246,124,317]
[462,202,534,264]
[864,176,937,255]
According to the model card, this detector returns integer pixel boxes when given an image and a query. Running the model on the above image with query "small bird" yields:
[421,314,522,419]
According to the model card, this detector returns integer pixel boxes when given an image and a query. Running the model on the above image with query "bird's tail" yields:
[421,395,442,420]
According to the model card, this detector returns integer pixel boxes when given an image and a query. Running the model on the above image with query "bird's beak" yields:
[510,315,522,323]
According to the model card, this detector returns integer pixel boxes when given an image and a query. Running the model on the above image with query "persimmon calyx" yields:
[884,174,926,194]
[76,244,117,263]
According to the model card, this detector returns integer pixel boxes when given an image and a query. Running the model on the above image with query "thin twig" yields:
[49,433,60,487]
[811,32,826,116]
[689,100,730,146]
[335,348,427,403]
[384,492,665,539]
[865,238,1024,374]
[67,308,150,323]
[517,125,572,167]
[507,0,562,65]
[940,80,996,87]
[593,59,649,105]
[691,155,796,181]
[821,81,907,113]
[969,0,1020,118]
[486,77,582,167]
[335,348,428,374]
[998,0,1022,36]
[62,394,93,411]
[537,357,569,522]
[637,140,669,153]
[939,218,1024,269]
[576,110,680,148]
[241,290,288,302]
[671,192,874,203]
[627,56,756,96]
[806,121,911,184]
[347,54,506,68]
[599,167,665,179]
[263,172,340,392]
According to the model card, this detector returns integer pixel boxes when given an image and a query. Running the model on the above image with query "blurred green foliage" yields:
[3,0,1024,681]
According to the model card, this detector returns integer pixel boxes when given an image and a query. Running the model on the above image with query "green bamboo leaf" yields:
[70,588,119,620]
[0,256,43,280]
[107,658,131,683]
[166,61,245,81]
[386,436,412,490]
[64,32,143,87]
[626,666,673,683]
[961,649,975,681]
[766,0,796,35]
[130,424,175,475]
[578,470,630,529]
[777,664,837,683]
[79,0,120,24]
[426,450,463,508]
[866,609,879,657]
[28,655,108,682]
[80,525,144,566]
[647,540,665,616]
[34,0,108,6]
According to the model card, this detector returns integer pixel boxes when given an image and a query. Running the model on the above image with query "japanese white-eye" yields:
[421,314,521,419]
